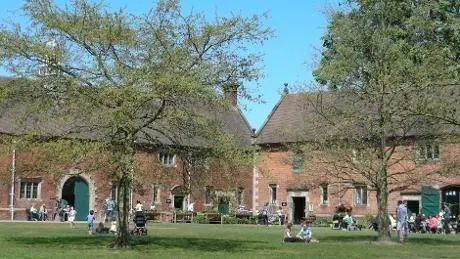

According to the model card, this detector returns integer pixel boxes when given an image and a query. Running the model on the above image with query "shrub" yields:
[222,215,237,224]
[192,213,209,224]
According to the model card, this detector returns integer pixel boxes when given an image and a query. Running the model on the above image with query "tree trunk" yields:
[376,182,391,242]
[110,137,135,248]
[112,172,132,248]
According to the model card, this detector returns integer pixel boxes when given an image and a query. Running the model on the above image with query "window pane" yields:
[418,145,426,160]
[426,144,432,159]
[433,144,440,159]
[322,184,328,203]
[20,183,25,199]
[32,183,38,199]
[26,183,31,199]
[362,187,367,204]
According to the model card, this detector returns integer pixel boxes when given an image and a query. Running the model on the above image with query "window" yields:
[416,142,440,161]
[320,184,328,205]
[292,150,304,172]
[269,184,277,204]
[20,181,40,199]
[237,187,244,205]
[355,185,368,206]
[158,152,175,166]
[152,185,161,204]
[205,186,214,204]
[111,183,118,202]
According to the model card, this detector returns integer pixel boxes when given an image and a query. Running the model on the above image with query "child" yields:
[109,219,117,234]
[68,206,77,228]
[86,210,96,235]
[297,223,312,242]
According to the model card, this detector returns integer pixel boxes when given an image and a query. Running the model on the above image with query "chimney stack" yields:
[223,83,239,106]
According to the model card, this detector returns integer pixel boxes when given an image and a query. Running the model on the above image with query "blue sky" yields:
[0,0,341,130]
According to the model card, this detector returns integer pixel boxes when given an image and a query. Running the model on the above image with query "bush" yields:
[192,213,209,224]
[222,215,237,224]
[311,216,332,227]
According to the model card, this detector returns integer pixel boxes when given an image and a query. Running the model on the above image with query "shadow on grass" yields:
[7,235,265,252]
[319,233,460,245]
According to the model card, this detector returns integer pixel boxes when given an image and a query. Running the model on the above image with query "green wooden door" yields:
[218,200,229,215]
[74,177,89,221]
[421,186,440,216]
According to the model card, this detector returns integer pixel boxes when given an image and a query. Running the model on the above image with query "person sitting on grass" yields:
[283,223,302,242]
[296,222,312,242]
[96,222,109,234]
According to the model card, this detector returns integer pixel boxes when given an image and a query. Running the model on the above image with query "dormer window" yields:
[158,152,175,166]
[416,142,440,161]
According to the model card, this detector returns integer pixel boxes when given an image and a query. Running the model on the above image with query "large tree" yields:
[312,0,459,241]
[0,0,270,247]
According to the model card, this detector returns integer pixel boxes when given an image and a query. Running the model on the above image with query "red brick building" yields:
[0,84,254,220]
[254,93,460,224]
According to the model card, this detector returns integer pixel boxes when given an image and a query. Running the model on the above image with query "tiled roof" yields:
[256,89,459,145]
[0,77,253,148]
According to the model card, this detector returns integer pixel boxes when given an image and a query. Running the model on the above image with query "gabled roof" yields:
[256,89,459,145]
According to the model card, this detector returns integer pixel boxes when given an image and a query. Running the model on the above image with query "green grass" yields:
[0,222,459,258]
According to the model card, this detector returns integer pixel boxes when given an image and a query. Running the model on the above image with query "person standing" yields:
[68,206,77,229]
[442,203,451,234]
[86,210,96,235]
[135,200,143,212]
[396,200,408,243]
[103,197,115,223]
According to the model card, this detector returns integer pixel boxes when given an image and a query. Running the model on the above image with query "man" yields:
[104,197,115,222]
[442,203,451,234]
[396,200,408,243]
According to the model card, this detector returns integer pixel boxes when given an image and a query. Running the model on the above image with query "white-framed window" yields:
[158,151,175,166]
[355,185,368,206]
[416,142,440,161]
[320,183,328,205]
[20,181,41,199]
[205,186,214,205]
[152,184,161,204]
[269,184,277,204]
[111,183,118,203]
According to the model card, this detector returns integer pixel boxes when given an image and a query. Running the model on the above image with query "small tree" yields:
[0,0,270,247]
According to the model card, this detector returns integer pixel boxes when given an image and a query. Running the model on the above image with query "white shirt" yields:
[135,203,143,212]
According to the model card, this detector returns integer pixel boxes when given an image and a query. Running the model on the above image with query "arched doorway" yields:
[171,186,187,210]
[61,176,89,221]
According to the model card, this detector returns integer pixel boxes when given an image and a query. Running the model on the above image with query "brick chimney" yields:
[223,83,239,106]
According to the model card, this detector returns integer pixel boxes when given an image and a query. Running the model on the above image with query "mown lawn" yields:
[0,222,459,258]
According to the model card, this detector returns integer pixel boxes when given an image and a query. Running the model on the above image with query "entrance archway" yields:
[61,176,89,221]
[171,186,187,210]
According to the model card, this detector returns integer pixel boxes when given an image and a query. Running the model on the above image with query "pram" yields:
[131,211,148,236]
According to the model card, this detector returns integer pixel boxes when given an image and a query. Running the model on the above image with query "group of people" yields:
[258,203,287,226]
[283,222,318,243]
[28,204,48,221]
[396,201,454,243]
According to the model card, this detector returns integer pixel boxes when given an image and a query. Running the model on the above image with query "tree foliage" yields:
[0,0,271,247]
[310,0,459,241]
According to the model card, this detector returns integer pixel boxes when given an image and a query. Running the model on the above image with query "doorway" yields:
[61,176,89,221]
[442,186,460,220]
[292,197,306,224]
[172,186,186,210]
[406,200,420,216]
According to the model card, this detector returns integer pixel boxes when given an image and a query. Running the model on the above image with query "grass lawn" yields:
[0,222,459,258]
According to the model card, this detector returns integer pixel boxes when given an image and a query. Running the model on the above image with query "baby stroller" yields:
[131,211,148,236]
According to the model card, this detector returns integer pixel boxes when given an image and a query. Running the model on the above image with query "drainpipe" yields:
[252,150,258,216]
[9,146,16,221]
